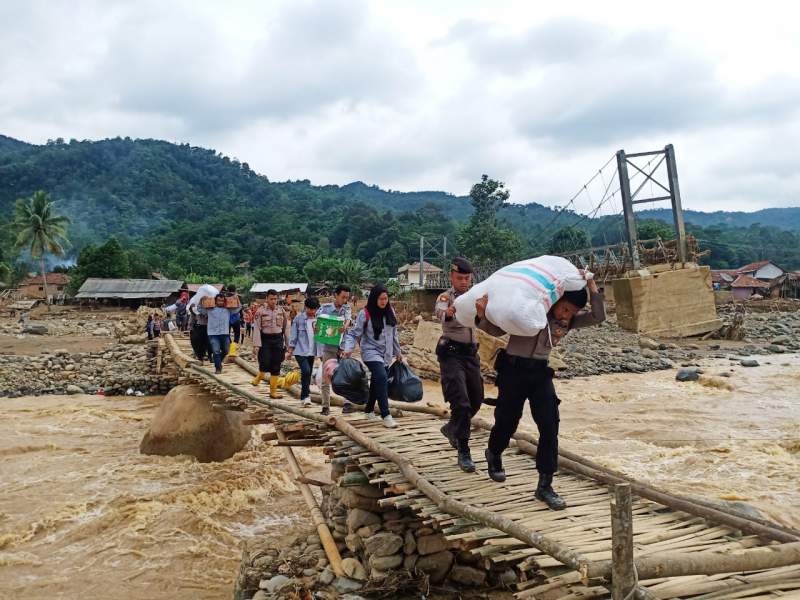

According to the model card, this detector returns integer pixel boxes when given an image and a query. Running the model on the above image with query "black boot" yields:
[457,440,475,473]
[535,472,567,510]
[440,423,457,449]
[485,448,506,482]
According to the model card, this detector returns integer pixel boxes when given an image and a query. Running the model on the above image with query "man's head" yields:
[305,296,320,317]
[449,257,473,293]
[334,284,351,306]
[551,288,588,322]
[227,284,236,294]
[214,294,226,308]
[266,290,278,308]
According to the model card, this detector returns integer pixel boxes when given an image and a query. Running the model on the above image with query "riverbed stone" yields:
[363,532,403,557]
[66,384,84,394]
[415,550,453,583]
[333,577,364,593]
[369,553,403,571]
[403,530,416,555]
[347,508,381,532]
[259,574,290,592]
[341,557,368,581]
[449,564,486,586]
[740,359,760,367]
[675,367,699,382]
[416,533,448,555]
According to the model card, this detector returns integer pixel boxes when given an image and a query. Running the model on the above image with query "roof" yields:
[187,283,223,293]
[75,278,185,299]
[731,275,770,289]
[396,261,443,274]
[22,272,70,286]
[250,283,309,294]
[710,270,736,283]
[736,260,777,273]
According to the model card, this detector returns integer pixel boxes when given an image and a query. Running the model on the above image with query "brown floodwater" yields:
[1,355,798,599]
[0,394,325,600]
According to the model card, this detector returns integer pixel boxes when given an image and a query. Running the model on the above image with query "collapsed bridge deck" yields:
[162,334,800,599]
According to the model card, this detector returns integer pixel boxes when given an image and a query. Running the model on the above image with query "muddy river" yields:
[1,355,798,599]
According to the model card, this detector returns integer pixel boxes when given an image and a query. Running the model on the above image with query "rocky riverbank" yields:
[0,342,176,397]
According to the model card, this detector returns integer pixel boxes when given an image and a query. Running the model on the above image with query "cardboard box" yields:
[225,295,241,308]
[200,296,216,308]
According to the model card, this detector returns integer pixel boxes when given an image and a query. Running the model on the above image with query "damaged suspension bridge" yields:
[161,334,800,599]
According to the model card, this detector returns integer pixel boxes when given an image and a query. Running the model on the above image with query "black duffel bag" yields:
[388,361,423,403]
[331,358,369,405]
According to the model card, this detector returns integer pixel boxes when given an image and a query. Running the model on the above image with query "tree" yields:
[456,175,524,265]
[547,226,590,254]
[12,190,70,302]
[253,265,302,283]
[68,237,130,294]
[331,258,370,296]
[637,219,675,241]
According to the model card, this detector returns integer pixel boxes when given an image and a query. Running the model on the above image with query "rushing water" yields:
[0,394,324,600]
[1,355,798,599]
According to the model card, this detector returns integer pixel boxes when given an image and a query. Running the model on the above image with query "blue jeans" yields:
[208,334,230,370]
[295,355,314,399]
[365,361,390,418]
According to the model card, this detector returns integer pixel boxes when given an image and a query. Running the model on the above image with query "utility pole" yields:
[419,235,425,288]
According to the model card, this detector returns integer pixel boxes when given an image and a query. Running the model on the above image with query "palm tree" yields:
[332,258,370,296]
[13,190,70,303]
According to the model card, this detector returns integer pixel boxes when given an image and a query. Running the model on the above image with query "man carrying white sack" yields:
[476,273,604,510]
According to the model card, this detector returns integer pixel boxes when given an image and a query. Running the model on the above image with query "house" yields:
[710,270,737,290]
[396,261,443,290]
[20,272,71,300]
[735,260,785,281]
[730,275,770,301]
[186,283,223,296]
[75,278,186,306]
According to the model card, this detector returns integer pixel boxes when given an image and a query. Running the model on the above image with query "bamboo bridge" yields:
[161,334,800,599]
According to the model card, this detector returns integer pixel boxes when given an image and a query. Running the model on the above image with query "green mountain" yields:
[638,207,800,232]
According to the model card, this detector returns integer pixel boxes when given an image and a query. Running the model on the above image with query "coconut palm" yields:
[13,190,70,303]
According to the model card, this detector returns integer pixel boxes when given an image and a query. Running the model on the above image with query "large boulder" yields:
[140,384,252,462]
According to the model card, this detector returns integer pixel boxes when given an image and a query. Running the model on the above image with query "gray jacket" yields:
[342,309,401,365]
[198,305,241,336]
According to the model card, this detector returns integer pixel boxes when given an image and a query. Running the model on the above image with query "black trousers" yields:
[190,324,212,361]
[230,321,241,344]
[488,356,560,475]
[258,334,284,374]
[439,352,484,442]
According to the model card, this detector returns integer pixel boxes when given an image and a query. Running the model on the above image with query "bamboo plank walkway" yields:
[165,335,800,599]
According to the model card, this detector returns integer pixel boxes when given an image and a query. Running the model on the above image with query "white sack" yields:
[454,255,588,337]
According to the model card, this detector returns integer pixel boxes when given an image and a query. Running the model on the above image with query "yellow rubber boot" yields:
[281,371,300,388]
[269,376,283,399]
[228,342,238,357]
[250,371,265,386]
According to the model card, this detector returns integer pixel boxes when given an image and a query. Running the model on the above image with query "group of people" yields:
[180,256,604,510]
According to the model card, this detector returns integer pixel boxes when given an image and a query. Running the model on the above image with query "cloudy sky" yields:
[2,0,799,213]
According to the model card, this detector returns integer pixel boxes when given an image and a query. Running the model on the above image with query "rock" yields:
[495,567,519,587]
[449,565,486,586]
[363,532,403,557]
[319,567,335,585]
[345,533,363,553]
[259,574,290,592]
[740,359,760,367]
[333,577,364,594]
[341,557,368,581]
[771,335,790,344]
[638,337,659,350]
[347,509,381,533]
[417,533,448,556]
[369,553,402,571]
[767,345,785,353]
[22,324,48,335]
[414,550,453,583]
[403,553,418,570]
[251,592,269,600]
[340,489,380,511]
[355,524,382,538]
[640,349,660,359]
[139,384,252,462]
[403,530,416,555]
[348,484,384,499]
[66,384,84,395]
[675,368,699,382]
[93,327,111,337]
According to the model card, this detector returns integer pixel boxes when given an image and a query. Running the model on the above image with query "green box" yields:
[315,314,344,346]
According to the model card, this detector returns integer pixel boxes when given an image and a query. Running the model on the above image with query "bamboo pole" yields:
[611,484,635,600]
[588,541,800,581]
[275,427,344,577]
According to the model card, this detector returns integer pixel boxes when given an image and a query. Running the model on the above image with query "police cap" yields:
[450,256,473,274]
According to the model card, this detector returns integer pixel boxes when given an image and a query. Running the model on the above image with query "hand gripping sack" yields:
[388,362,424,403]
[331,358,369,405]
[453,255,588,337]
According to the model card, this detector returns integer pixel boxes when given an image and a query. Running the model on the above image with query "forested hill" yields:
[2,134,799,282]
[639,207,800,232]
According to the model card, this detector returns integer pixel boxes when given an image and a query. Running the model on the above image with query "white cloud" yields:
[0,0,798,212]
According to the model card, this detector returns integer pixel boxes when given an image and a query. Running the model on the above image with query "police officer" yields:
[475,273,605,510]
[251,289,290,399]
[436,257,484,473]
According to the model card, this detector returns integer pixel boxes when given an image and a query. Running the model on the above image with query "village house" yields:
[19,272,71,301]
[75,278,186,307]
[396,261,443,290]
